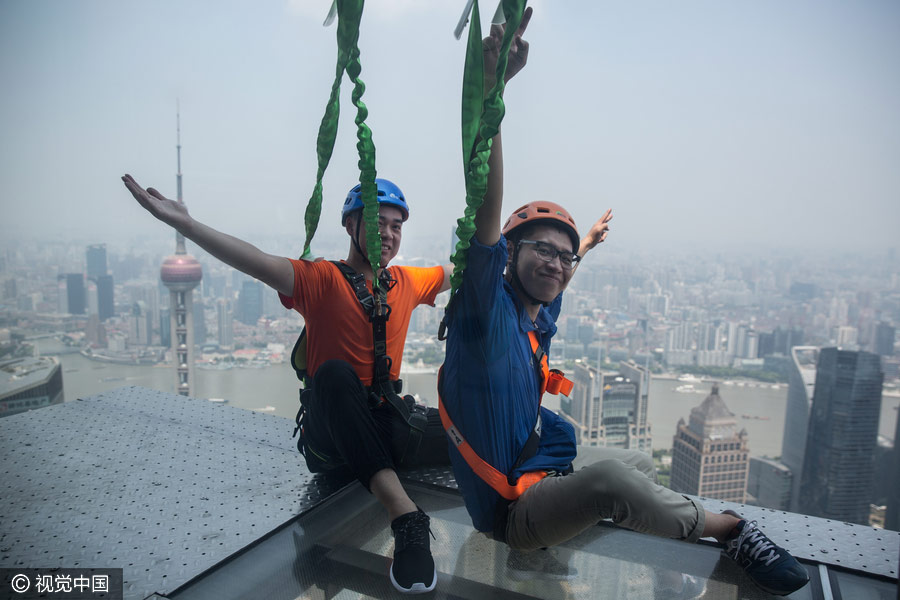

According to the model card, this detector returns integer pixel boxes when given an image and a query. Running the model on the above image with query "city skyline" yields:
[1,1,899,254]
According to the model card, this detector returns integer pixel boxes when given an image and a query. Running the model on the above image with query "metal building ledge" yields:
[1,387,897,600]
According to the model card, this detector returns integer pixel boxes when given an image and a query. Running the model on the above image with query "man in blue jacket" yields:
[439,15,809,598]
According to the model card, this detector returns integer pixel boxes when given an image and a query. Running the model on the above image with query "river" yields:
[50,351,900,459]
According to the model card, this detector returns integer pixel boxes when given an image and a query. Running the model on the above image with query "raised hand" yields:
[578,209,613,257]
[483,6,533,87]
[122,174,192,233]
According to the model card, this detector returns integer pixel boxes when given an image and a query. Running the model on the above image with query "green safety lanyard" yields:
[301,0,383,290]
[300,0,526,296]
[448,0,527,296]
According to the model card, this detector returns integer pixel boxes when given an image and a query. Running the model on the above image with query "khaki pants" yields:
[505,446,705,550]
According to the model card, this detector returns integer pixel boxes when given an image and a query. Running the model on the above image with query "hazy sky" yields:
[1,0,898,258]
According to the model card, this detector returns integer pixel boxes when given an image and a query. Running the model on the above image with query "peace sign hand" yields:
[578,209,613,257]
[483,6,533,88]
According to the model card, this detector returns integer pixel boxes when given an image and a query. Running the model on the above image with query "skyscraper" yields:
[885,410,900,532]
[560,363,603,446]
[216,298,234,350]
[874,322,896,357]
[798,348,883,525]
[238,280,263,326]
[601,376,638,448]
[96,274,114,321]
[65,273,85,315]
[560,364,652,452]
[782,346,818,513]
[746,456,792,511]
[86,244,107,279]
[160,110,202,397]
[128,302,150,347]
[670,384,749,503]
[86,244,114,321]
[619,359,652,451]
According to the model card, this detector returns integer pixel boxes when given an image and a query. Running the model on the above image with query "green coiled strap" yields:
[448,0,527,297]
[301,0,383,290]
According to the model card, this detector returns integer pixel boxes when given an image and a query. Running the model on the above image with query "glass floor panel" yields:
[169,483,891,600]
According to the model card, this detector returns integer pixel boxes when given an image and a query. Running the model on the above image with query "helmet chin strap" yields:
[351,216,367,261]
[508,242,551,308]
[351,214,384,270]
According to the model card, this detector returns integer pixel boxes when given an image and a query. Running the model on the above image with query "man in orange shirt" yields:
[122,174,450,593]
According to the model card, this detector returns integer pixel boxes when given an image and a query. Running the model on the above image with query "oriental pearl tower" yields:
[160,109,202,397]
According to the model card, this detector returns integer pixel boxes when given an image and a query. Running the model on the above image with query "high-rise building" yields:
[835,326,859,348]
[601,376,652,451]
[670,384,749,503]
[619,359,652,452]
[798,348,883,525]
[216,299,233,349]
[746,456,792,511]
[65,273,85,315]
[128,301,150,347]
[0,357,64,418]
[96,274,114,321]
[85,314,107,348]
[86,244,107,279]
[3,277,17,300]
[601,376,638,448]
[782,346,818,513]
[560,364,652,452]
[238,280,263,326]
[160,110,202,397]
[86,279,99,316]
[56,278,67,314]
[874,322,896,357]
[885,411,900,532]
[560,363,603,446]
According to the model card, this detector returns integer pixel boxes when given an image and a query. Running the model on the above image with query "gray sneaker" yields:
[721,510,809,596]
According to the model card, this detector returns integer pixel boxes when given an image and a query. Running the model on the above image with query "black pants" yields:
[303,359,450,489]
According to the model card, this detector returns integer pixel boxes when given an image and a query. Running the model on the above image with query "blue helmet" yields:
[341,178,409,226]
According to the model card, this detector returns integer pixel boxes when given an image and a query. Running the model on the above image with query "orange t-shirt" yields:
[282,260,444,386]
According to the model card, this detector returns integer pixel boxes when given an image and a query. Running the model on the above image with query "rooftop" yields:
[1,387,897,599]
[0,356,60,397]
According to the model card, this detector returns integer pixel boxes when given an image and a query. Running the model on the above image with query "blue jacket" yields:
[442,236,577,532]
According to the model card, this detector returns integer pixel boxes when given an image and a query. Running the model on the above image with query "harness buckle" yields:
[545,369,573,396]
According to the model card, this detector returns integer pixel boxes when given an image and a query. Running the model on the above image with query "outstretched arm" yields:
[122,174,294,297]
[577,209,613,258]
[473,7,532,247]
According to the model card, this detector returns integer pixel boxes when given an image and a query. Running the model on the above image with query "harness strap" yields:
[332,261,394,386]
[528,330,573,397]
[437,330,573,500]
[438,377,547,501]
[447,0,528,297]
[328,261,424,463]
[301,0,383,288]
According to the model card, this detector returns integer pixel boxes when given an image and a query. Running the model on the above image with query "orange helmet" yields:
[501,201,579,252]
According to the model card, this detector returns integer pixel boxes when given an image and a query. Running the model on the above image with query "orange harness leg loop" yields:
[438,392,546,501]
[437,332,573,501]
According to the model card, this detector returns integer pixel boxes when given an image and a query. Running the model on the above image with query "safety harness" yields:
[437,329,573,501]
[291,261,428,470]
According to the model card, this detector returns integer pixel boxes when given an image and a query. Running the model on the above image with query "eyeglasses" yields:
[518,240,581,270]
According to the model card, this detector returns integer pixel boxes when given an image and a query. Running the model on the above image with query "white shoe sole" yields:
[390,564,437,594]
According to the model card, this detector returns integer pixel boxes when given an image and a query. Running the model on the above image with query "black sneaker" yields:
[390,509,437,594]
[506,547,577,581]
[722,510,809,596]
